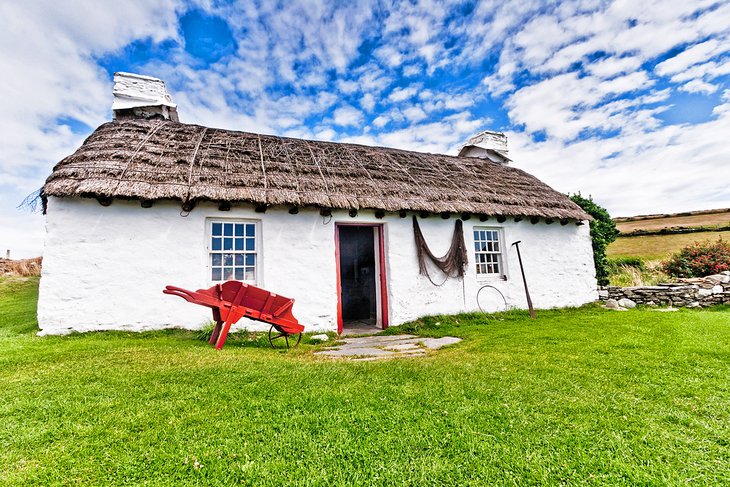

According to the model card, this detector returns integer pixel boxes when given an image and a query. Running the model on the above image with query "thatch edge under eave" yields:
[42,119,593,221]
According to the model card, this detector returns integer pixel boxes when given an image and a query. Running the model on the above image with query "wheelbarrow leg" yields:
[209,319,223,346]
[215,317,235,350]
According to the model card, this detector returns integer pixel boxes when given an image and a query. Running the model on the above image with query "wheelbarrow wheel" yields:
[268,325,302,350]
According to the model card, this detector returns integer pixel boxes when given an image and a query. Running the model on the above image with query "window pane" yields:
[246,224,255,237]
[235,224,244,236]
[235,254,244,266]
[223,268,234,280]
[234,238,244,251]
[212,238,222,251]
[224,223,233,236]
[245,268,255,281]
[211,254,222,266]
[235,268,244,280]
[212,223,222,236]
[223,254,233,266]
[224,238,233,250]
[245,254,255,266]
[245,238,255,251]
[474,228,502,276]
[212,268,222,281]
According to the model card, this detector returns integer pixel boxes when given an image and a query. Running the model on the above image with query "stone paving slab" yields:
[315,334,461,360]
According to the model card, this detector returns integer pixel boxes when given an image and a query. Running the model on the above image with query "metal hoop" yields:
[476,284,508,313]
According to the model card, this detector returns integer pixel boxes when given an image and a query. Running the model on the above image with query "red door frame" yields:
[335,222,389,334]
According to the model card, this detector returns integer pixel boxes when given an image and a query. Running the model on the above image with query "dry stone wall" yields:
[598,271,730,308]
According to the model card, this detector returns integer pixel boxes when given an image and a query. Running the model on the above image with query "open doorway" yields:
[335,224,388,334]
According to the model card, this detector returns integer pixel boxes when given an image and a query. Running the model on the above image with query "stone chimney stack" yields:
[112,72,179,122]
[458,130,511,164]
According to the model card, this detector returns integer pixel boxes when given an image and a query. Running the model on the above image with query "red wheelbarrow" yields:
[163,281,304,350]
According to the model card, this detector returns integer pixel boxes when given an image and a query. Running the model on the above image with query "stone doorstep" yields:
[315,334,462,360]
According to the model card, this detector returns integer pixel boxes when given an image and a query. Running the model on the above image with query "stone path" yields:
[315,334,462,361]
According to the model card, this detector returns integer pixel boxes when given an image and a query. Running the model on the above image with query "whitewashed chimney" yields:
[112,72,179,122]
[458,130,511,164]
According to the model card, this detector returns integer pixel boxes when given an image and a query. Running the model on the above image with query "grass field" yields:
[2,277,730,485]
[615,209,730,233]
[607,230,730,261]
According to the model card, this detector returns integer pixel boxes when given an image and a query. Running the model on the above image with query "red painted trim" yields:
[335,225,343,334]
[377,226,389,329]
[335,222,383,227]
[335,222,389,333]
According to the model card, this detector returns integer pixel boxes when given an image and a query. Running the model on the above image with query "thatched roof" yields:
[43,119,591,220]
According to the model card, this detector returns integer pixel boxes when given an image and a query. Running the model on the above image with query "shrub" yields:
[569,194,618,286]
[662,238,730,277]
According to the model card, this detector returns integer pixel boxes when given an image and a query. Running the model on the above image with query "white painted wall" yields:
[38,197,597,335]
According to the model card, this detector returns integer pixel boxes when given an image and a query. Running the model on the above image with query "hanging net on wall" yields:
[413,215,468,285]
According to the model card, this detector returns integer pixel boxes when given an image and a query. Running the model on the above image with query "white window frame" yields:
[473,226,506,280]
[206,219,261,285]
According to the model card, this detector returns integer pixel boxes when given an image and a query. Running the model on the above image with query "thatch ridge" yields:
[43,119,591,220]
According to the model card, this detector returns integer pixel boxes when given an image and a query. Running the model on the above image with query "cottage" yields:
[38,73,595,335]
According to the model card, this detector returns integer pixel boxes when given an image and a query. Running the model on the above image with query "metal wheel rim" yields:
[268,325,302,350]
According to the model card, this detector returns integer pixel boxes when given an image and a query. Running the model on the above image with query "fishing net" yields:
[413,215,468,285]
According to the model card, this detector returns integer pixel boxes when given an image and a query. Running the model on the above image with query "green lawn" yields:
[1,277,730,485]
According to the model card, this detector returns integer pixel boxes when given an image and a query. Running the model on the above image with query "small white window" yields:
[473,228,503,277]
[209,221,258,283]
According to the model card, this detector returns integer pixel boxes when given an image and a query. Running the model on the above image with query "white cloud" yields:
[354,63,394,93]
[388,85,419,102]
[376,113,488,154]
[402,106,428,122]
[313,127,337,141]
[680,79,719,94]
[510,96,730,216]
[506,71,660,141]
[374,45,404,67]
[586,56,643,78]
[336,79,360,94]
[360,93,376,112]
[655,39,724,75]
[332,104,363,126]
[372,115,389,128]
[402,64,422,77]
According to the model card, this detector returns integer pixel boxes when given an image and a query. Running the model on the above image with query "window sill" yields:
[476,274,507,283]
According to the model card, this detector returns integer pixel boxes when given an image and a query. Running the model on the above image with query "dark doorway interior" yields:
[339,226,377,326]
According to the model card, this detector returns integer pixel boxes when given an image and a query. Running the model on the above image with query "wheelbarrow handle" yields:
[163,286,222,309]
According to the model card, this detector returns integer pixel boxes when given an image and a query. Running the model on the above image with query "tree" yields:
[569,194,618,286]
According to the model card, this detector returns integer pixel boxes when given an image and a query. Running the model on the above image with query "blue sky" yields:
[1,0,729,257]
